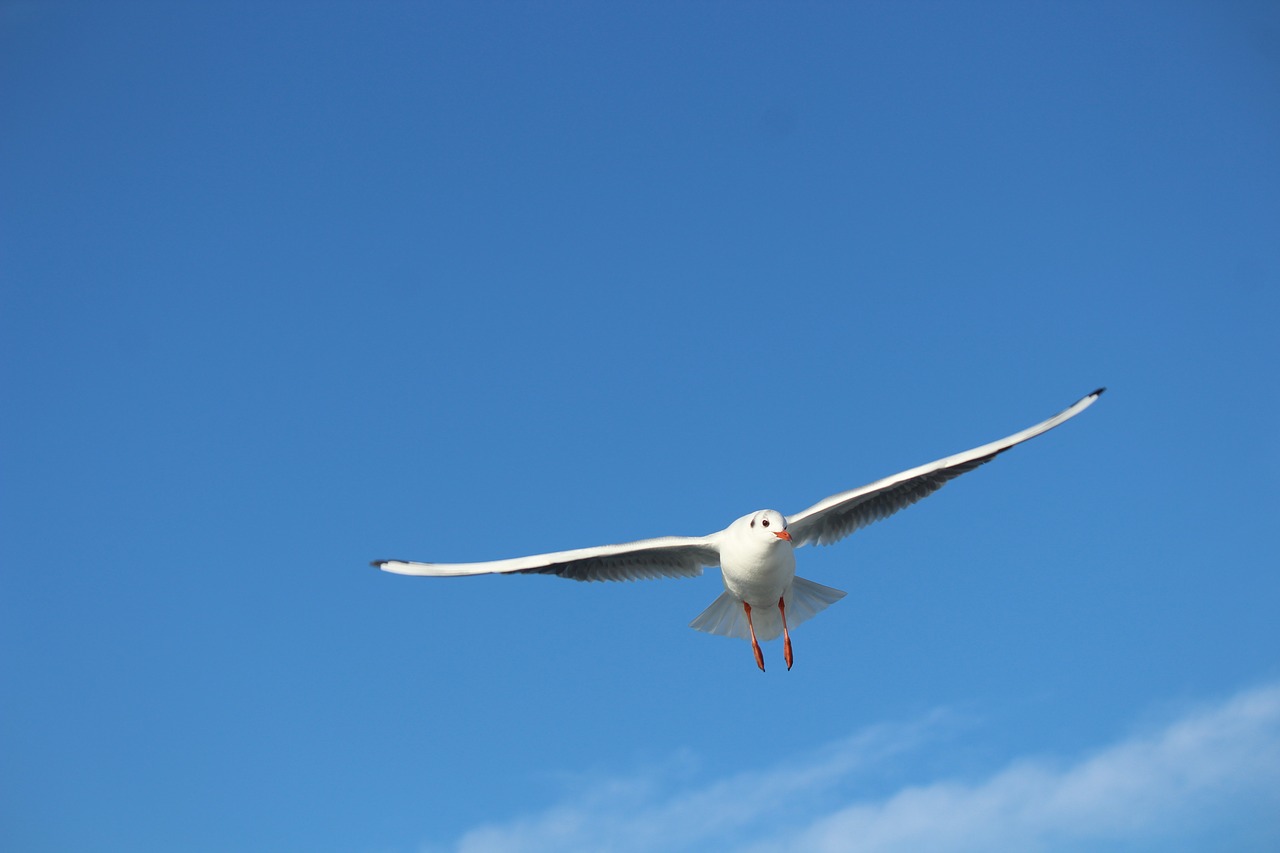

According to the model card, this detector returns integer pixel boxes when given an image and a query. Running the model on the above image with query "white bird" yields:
[374,389,1104,671]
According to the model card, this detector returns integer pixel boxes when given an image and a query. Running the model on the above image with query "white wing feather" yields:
[373,534,723,583]
[786,388,1105,548]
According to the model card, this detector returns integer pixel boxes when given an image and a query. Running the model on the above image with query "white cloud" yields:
[434,683,1280,853]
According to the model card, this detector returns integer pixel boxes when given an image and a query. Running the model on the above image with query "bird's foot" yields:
[779,595,793,670]
[744,601,765,671]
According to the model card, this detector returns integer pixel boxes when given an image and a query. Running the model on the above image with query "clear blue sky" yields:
[3,2,1278,851]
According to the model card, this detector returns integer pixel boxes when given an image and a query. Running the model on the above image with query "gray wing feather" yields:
[787,389,1104,548]
[513,542,721,582]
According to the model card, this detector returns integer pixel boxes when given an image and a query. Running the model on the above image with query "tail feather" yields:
[688,590,751,639]
[786,576,847,625]
[689,576,847,641]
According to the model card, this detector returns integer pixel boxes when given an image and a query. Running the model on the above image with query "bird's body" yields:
[374,389,1104,670]
[718,510,795,609]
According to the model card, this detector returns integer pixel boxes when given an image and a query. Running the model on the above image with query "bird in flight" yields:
[374,389,1104,671]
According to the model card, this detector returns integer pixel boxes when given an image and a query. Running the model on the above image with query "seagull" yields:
[374,389,1104,671]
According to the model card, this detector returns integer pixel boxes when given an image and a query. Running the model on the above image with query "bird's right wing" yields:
[372,534,723,583]
[786,388,1104,548]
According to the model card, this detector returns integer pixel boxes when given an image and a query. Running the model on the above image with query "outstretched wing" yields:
[786,388,1104,548]
[373,534,723,583]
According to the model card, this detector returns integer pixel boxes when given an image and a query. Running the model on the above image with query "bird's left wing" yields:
[786,388,1104,548]
[372,534,723,582]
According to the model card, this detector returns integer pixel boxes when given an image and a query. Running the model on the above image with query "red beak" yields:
[775,530,792,541]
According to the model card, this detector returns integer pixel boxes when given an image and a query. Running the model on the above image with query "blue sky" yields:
[2,2,1278,851]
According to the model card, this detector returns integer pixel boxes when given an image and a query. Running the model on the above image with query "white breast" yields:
[717,514,797,607]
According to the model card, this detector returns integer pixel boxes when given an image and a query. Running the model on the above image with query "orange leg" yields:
[779,596,793,671]
[743,602,765,672]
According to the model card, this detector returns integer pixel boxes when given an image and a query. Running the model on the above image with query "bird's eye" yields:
[762,518,770,528]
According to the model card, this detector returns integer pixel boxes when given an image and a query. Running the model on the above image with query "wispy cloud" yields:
[434,683,1280,853]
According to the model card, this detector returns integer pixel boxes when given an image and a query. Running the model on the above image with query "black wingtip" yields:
[370,559,389,569]
[1092,387,1107,397]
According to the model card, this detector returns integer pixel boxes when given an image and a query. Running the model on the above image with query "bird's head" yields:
[747,509,792,543]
